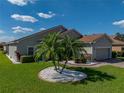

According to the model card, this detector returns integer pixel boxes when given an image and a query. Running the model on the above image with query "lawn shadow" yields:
[69,67,116,85]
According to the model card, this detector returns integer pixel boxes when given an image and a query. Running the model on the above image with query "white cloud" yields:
[40,28,46,31]
[38,11,56,19]
[12,26,33,33]
[11,14,38,23]
[113,20,124,28]
[8,0,37,6]
[0,30,5,34]
[0,36,15,42]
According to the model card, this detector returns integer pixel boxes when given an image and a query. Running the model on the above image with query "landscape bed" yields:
[0,51,124,93]
[117,57,124,61]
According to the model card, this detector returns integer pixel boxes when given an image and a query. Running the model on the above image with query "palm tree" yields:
[35,32,87,73]
[59,35,87,73]
[35,32,61,71]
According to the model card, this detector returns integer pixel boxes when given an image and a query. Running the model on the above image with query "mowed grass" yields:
[0,52,124,93]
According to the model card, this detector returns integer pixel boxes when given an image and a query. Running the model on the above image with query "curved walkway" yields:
[38,67,87,83]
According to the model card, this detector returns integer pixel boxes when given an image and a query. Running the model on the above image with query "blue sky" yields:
[0,0,124,42]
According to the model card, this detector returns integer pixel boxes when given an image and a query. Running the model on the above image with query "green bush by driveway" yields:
[0,51,124,93]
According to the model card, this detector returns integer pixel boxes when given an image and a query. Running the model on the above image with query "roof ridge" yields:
[8,25,66,44]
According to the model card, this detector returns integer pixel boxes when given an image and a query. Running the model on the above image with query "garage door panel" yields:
[95,48,110,60]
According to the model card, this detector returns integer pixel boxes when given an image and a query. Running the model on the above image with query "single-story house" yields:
[110,36,124,52]
[80,34,112,60]
[4,25,82,62]
[4,25,114,62]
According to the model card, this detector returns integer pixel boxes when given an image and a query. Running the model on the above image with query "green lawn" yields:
[0,51,124,93]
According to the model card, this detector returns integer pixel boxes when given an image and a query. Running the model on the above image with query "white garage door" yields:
[95,48,110,60]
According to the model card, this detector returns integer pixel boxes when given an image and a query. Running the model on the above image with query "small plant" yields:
[112,51,117,58]
[2,50,7,54]
[75,58,87,63]
[15,51,21,61]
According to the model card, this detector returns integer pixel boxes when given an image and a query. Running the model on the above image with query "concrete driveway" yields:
[63,59,124,68]
[96,59,124,68]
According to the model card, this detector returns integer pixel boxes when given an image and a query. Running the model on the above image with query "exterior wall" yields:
[17,36,41,55]
[8,45,17,61]
[93,37,112,47]
[16,26,67,56]
[92,37,112,60]
[84,47,92,54]
[3,46,6,51]
[4,45,9,54]
[112,46,122,52]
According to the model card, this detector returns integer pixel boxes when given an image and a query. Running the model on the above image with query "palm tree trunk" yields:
[60,59,68,74]
[57,60,60,70]
[52,61,57,71]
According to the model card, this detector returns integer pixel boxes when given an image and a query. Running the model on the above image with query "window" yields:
[28,47,34,55]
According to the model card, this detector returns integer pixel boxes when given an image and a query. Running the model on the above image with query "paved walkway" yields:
[61,59,124,68]
[6,54,21,64]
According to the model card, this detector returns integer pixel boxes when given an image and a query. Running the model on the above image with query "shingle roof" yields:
[80,34,106,43]
[80,34,124,46]
[61,29,82,39]
[6,25,67,45]
[110,36,124,46]
[5,25,82,45]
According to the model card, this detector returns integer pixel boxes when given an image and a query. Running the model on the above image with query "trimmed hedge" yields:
[20,56,35,63]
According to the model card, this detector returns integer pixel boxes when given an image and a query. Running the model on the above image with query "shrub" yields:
[0,48,3,51]
[112,51,117,58]
[20,56,35,63]
[75,58,87,63]
[121,51,124,57]
[15,51,21,62]
[116,51,124,57]
[117,57,124,61]
[116,51,122,57]
[81,58,87,63]
[1,50,7,54]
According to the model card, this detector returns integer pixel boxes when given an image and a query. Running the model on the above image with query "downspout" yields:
[90,42,94,62]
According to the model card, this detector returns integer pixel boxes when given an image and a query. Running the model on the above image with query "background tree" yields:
[115,32,124,41]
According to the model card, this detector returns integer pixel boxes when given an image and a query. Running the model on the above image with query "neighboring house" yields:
[0,42,5,50]
[4,25,82,62]
[80,34,112,60]
[110,36,124,52]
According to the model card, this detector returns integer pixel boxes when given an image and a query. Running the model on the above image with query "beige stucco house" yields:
[110,36,124,52]
[80,34,112,60]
